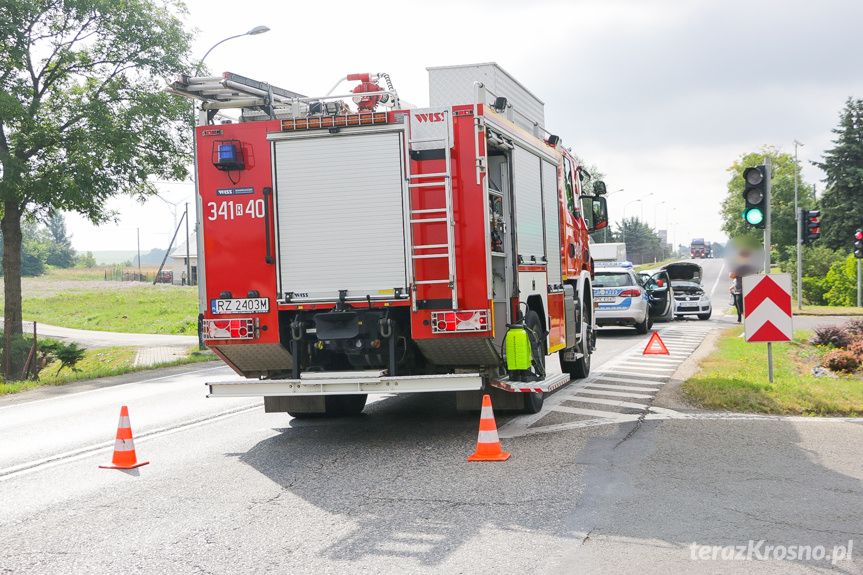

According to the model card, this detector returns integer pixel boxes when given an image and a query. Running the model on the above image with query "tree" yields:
[0,0,192,376]
[76,251,96,268]
[613,217,662,264]
[814,98,863,251]
[720,146,815,251]
[45,213,76,268]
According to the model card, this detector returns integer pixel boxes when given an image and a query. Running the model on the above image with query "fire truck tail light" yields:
[431,310,490,334]
[204,318,256,340]
[282,113,387,132]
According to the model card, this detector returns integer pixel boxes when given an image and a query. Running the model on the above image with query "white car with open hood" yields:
[662,262,712,320]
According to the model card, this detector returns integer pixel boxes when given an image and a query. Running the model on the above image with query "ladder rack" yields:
[167,72,307,122]
[404,110,457,311]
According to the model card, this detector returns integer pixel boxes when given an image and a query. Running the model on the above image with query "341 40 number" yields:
[206,199,265,222]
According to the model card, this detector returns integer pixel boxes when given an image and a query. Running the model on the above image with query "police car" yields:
[593,262,674,334]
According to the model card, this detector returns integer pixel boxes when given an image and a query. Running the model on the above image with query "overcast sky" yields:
[65,0,863,253]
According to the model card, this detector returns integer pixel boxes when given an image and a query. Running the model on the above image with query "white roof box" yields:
[427,63,545,133]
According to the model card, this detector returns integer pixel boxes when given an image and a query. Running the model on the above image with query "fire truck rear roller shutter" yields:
[273,132,408,302]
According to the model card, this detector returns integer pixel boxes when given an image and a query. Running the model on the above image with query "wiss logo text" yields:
[415,112,446,123]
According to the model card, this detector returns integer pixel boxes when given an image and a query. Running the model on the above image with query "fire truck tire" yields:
[522,311,546,414]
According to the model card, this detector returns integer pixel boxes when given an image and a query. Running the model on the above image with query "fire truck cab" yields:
[170,63,608,416]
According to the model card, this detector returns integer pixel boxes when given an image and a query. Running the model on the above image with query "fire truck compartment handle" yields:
[263,187,274,264]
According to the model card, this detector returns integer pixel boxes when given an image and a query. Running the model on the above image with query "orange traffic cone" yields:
[100,406,149,469]
[468,394,510,461]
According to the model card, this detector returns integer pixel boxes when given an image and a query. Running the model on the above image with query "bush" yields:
[801,276,829,305]
[810,325,853,349]
[824,255,858,306]
[39,340,86,375]
[845,317,863,337]
[822,350,860,373]
[848,339,863,359]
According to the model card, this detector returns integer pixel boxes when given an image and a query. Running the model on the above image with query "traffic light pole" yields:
[764,157,773,383]
[797,211,803,310]
[858,259,861,307]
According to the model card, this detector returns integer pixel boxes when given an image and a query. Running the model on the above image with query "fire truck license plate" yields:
[210,298,269,314]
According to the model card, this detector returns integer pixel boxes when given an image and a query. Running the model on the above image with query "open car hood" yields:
[662,262,703,283]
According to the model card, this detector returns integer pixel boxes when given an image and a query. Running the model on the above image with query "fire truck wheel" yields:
[561,333,591,379]
[522,311,546,414]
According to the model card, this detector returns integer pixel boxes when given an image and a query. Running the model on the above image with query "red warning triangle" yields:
[643,332,670,355]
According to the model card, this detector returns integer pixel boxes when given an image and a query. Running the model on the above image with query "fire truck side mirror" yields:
[580,196,608,234]
[593,180,607,195]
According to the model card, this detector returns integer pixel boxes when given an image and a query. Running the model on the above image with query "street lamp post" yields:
[198,26,270,71]
[192,26,271,349]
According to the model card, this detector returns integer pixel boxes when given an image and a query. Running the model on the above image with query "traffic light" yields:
[804,210,820,244]
[741,166,767,228]
[855,230,863,259]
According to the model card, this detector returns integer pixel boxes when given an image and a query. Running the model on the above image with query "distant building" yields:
[170,235,197,285]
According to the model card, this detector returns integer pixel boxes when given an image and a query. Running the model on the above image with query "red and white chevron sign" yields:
[743,274,793,342]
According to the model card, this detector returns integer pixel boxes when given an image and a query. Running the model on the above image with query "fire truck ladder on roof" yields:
[405,110,457,312]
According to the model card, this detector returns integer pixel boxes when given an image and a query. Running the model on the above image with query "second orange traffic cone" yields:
[100,406,149,469]
[468,394,510,461]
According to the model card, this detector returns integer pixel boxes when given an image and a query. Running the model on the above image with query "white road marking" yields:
[499,323,719,438]
[549,404,636,419]
[711,259,727,299]
[585,383,660,393]
[590,375,668,386]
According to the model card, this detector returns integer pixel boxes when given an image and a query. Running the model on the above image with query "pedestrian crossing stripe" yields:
[498,324,716,438]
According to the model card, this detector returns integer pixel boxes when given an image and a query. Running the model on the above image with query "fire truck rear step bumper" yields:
[490,373,571,393]
[207,371,483,397]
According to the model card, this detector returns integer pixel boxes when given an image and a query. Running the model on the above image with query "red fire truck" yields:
[169,63,608,416]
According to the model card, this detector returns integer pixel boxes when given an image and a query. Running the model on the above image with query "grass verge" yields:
[635,257,687,272]
[0,346,215,395]
[17,285,198,334]
[682,327,863,416]
[794,305,863,317]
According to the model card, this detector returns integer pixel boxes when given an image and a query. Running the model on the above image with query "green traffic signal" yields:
[741,166,767,229]
[743,208,764,225]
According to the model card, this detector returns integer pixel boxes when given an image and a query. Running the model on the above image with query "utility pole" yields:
[794,140,803,310]
[185,202,191,286]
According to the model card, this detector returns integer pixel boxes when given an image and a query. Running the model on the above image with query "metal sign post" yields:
[763,157,773,381]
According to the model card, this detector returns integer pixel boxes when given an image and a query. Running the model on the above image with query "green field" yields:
[2,268,198,335]
[683,328,863,416]
[19,286,198,334]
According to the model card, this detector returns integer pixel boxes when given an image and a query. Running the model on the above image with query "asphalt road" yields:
[3,257,862,574]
